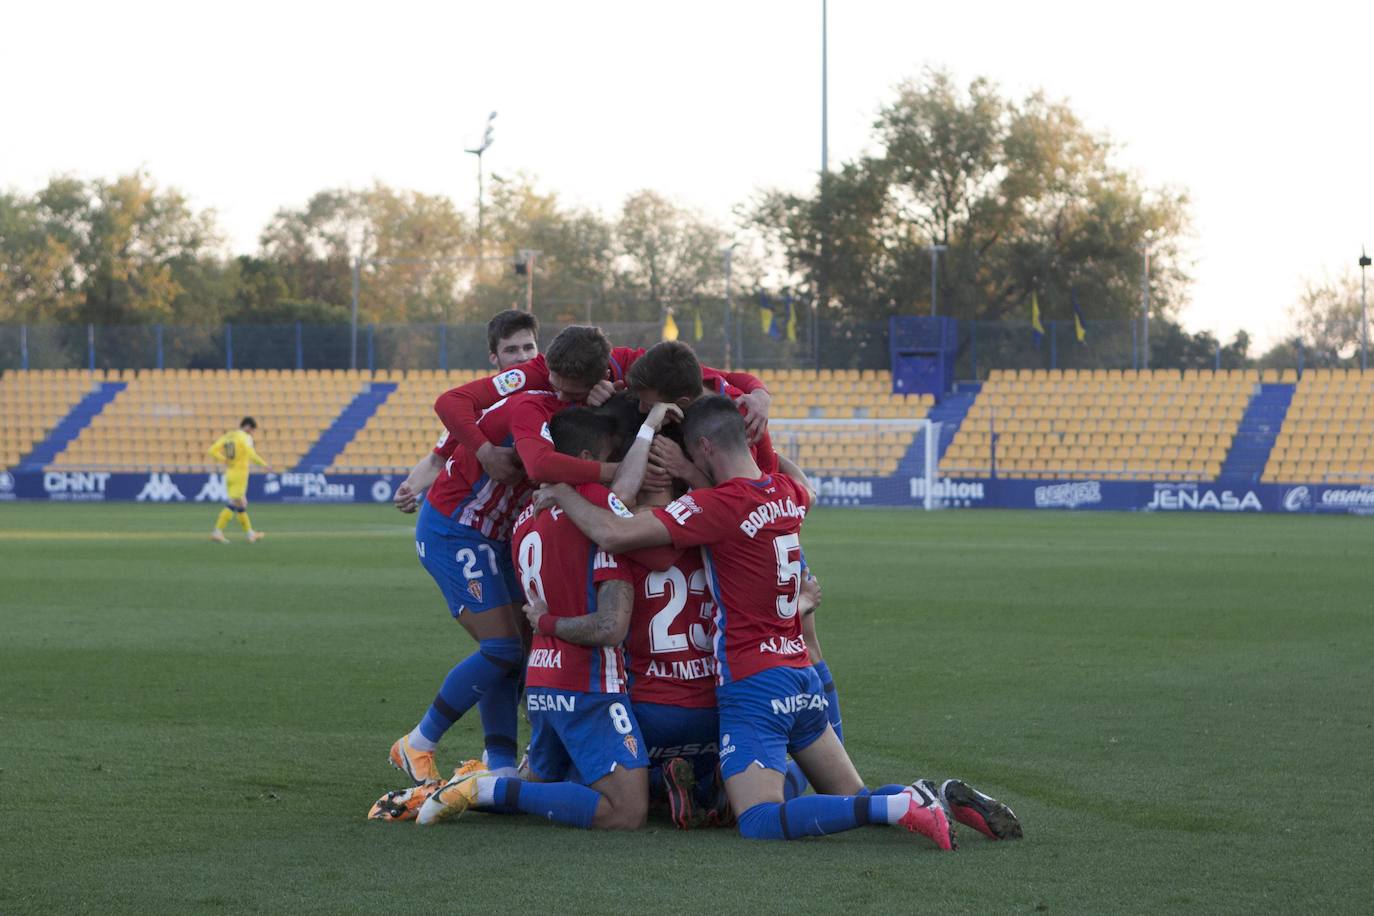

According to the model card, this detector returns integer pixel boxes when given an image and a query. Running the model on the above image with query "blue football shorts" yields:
[715,665,829,780]
[415,501,520,617]
[633,701,719,779]
[525,688,648,785]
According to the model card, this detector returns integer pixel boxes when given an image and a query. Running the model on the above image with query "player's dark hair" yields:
[240,417,257,430]
[626,340,704,402]
[681,395,746,454]
[545,325,611,386]
[486,309,539,355]
[549,407,619,461]
[596,393,646,463]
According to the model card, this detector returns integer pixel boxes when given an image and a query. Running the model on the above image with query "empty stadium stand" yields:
[740,370,931,478]
[48,370,361,472]
[1,367,934,479]
[1262,369,1374,484]
[942,368,1254,480]
[1219,383,1293,483]
[17,365,1374,491]
[758,369,930,420]
[325,368,934,477]
[1,371,106,471]
[328,370,483,473]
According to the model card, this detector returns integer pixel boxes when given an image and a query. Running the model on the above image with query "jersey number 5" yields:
[773,533,802,619]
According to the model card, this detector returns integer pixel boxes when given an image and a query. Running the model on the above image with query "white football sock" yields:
[474,776,498,808]
[882,793,910,824]
[407,726,437,753]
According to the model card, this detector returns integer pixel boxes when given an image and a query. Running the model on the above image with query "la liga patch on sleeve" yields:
[607,493,634,519]
[494,369,527,396]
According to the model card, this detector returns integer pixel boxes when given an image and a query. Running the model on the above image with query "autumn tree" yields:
[0,173,220,324]
[751,69,1190,327]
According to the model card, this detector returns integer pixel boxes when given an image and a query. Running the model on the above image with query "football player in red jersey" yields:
[383,328,663,788]
[412,404,680,830]
[626,341,843,776]
[433,326,771,486]
[533,396,1023,844]
[392,310,539,514]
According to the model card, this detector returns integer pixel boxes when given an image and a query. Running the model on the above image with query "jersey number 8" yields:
[517,531,544,601]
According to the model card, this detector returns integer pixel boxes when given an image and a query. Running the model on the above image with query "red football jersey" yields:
[424,395,542,541]
[505,389,604,485]
[651,473,812,685]
[513,483,637,694]
[623,550,718,708]
[433,348,766,455]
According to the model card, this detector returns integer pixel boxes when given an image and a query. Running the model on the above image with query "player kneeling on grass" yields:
[536,396,1023,845]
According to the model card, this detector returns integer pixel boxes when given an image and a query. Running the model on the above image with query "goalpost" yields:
[767,417,943,509]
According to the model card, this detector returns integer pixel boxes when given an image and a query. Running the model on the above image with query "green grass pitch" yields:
[2,503,1370,915]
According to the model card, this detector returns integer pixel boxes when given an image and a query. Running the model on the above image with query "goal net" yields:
[768,418,942,509]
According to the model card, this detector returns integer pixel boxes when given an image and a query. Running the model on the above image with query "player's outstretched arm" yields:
[395,452,443,513]
[706,368,769,442]
[799,573,822,615]
[524,580,634,647]
[538,483,673,554]
[514,427,608,486]
[608,402,682,505]
[434,369,530,454]
[777,454,816,504]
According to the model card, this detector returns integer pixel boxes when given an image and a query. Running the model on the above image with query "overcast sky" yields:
[6,0,1370,348]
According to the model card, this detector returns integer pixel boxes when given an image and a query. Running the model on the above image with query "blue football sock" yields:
[417,637,523,745]
[783,761,810,800]
[494,778,600,830]
[813,660,842,743]
[694,761,720,808]
[737,796,877,840]
[871,783,907,796]
[478,667,521,770]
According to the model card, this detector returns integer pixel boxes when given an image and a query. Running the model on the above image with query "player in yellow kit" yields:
[207,417,274,543]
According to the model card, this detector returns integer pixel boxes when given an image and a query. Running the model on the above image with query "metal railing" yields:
[0,317,1346,375]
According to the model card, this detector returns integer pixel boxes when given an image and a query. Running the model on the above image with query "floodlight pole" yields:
[1360,247,1371,372]
[927,244,947,316]
[350,257,361,370]
[821,0,828,179]
[817,0,830,335]
[519,249,542,313]
[466,111,497,253]
[1141,234,1153,370]
[723,245,737,370]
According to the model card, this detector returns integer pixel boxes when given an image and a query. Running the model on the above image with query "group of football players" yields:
[367,309,1023,846]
